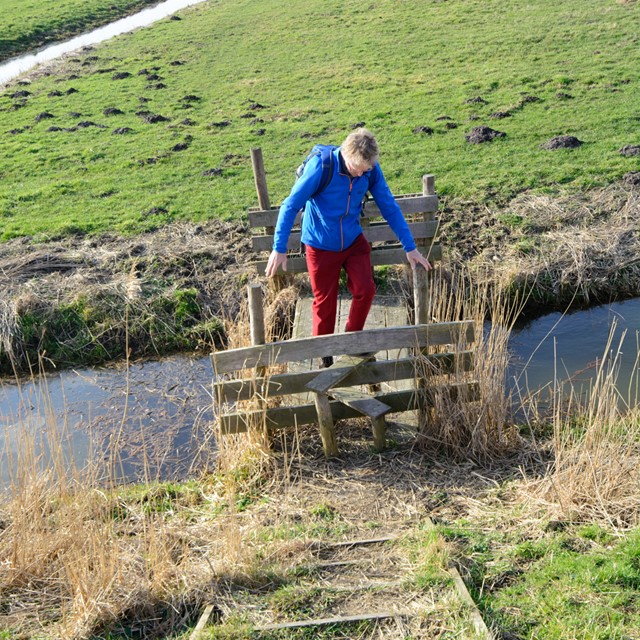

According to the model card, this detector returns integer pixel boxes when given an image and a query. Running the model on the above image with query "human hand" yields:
[406,249,432,271]
[265,250,288,277]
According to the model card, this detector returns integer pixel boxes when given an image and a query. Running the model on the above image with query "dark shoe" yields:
[320,356,334,369]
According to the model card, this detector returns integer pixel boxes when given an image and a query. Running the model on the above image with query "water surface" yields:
[0,0,206,85]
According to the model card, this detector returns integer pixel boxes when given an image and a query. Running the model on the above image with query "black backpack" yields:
[295,144,336,198]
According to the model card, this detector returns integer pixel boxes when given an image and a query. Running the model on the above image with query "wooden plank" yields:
[219,383,480,433]
[212,322,474,373]
[327,534,398,548]
[248,194,439,228]
[422,518,493,639]
[305,354,374,393]
[328,388,391,419]
[255,611,407,632]
[214,352,475,402]
[254,244,442,275]
[252,220,438,253]
[189,604,215,640]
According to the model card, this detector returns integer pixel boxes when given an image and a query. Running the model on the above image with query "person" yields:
[265,128,432,365]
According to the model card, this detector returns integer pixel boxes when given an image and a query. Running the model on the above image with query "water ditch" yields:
[2,297,640,489]
[0,0,207,85]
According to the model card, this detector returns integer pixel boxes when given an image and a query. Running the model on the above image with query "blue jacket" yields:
[273,146,417,254]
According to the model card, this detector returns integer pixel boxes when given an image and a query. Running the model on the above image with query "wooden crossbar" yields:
[252,220,438,253]
[219,383,480,434]
[254,244,442,275]
[248,194,439,228]
[211,322,475,373]
[214,351,475,402]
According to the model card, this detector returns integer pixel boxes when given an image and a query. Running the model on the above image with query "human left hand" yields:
[406,248,432,270]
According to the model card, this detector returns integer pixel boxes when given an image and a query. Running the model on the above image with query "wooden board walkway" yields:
[190,525,493,639]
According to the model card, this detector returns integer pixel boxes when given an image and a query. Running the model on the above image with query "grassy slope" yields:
[0,0,164,61]
[0,0,639,240]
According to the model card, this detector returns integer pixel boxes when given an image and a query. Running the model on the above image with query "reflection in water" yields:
[0,0,206,85]
[0,355,215,490]
[508,297,640,408]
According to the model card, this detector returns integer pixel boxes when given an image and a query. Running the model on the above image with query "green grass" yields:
[441,520,640,639]
[0,0,163,61]
[1,0,639,241]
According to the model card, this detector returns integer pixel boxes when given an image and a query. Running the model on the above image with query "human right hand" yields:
[265,250,288,277]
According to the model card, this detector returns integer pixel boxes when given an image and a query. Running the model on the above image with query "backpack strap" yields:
[315,145,335,197]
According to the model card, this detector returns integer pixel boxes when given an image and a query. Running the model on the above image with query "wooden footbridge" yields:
[212,148,477,457]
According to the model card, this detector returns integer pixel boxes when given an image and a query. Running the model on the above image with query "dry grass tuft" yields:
[416,267,523,462]
[523,323,640,527]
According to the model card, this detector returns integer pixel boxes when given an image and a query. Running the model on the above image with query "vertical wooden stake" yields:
[314,393,338,457]
[372,416,386,452]
[250,147,271,214]
[248,283,268,420]
[248,283,266,347]
[415,175,436,430]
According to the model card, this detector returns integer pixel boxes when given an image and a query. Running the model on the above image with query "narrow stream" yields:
[2,297,640,490]
[0,355,215,491]
[0,0,207,85]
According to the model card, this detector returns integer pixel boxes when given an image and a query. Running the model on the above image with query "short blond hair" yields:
[341,128,379,165]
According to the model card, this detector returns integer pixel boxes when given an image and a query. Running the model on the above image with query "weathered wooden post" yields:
[414,175,436,429]
[251,147,286,290]
[250,147,271,217]
[413,174,435,324]
[247,283,268,420]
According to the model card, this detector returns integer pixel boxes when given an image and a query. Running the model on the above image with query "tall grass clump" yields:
[415,267,523,462]
[527,324,640,528]
[212,282,299,502]
[0,358,264,639]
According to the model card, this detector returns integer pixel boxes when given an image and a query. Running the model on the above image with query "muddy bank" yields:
[0,221,252,375]
[1,181,639,374]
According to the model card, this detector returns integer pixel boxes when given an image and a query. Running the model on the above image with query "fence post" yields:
[250,147,271,216]
[413,174,435,325]
[414,175,436,430]
[247,283,268,419]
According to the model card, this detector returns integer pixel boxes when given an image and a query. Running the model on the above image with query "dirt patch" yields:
[540,135,583,149]
[465,126,506,143]
[112,71,132,80]
[619,144,640,157]
[464,96,487,105]
[35,111,55,122]
[141,113,170,123]
[104,107,125,116]
[623,171,640,186]
[113,127,134,135]
[412,125,434,135]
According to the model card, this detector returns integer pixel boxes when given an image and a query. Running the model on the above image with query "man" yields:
[266,128,431,365]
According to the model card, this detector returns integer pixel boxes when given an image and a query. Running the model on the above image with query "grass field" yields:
[0,0,163,62]
[0,0,639,240]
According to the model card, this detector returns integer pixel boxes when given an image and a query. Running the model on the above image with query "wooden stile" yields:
[212,163,479,456]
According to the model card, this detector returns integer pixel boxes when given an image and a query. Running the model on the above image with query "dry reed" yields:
[524,322,640,527]
[415,267,523,462]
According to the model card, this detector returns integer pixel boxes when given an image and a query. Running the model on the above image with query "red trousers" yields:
[305,234,376,336]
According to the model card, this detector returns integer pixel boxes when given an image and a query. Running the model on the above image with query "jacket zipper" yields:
[341,178,353,251]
